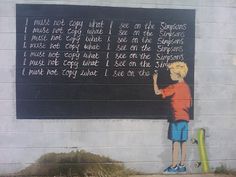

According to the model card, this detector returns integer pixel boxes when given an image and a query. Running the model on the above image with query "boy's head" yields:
[168,61,188,81]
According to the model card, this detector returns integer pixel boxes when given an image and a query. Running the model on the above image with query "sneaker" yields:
[177,164,187,173]
[163,165,178,174]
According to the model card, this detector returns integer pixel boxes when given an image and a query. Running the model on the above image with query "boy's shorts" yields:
[168,120,188,142]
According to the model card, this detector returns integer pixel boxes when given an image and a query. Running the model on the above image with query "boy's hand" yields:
[153,73,162,95]
[153,73,158,82]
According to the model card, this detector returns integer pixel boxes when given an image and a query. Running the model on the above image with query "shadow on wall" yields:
[11,150,138,177]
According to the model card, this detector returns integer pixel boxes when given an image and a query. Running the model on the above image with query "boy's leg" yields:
[180,121,188,166]
[172,141,179,167]
[180,141,187,165]
[163,141,179,174]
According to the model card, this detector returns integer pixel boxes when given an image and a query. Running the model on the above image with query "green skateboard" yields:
[191,128,210,173]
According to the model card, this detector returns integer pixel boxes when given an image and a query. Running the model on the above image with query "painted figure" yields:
[152,61,192,174]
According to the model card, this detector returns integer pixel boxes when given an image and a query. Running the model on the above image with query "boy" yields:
[152,61,192,174]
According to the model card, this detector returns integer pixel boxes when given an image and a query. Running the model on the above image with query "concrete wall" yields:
[0,0,236,175]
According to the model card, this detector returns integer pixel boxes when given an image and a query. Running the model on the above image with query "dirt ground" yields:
[130,174,236,177]
[1,174,236,177]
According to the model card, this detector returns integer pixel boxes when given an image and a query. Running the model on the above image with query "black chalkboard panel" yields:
[16,4,195,119]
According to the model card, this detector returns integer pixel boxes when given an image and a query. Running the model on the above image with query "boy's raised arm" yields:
[153,73,162,95]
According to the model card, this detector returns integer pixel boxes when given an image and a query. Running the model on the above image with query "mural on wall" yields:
[152,63,209,174]
[13,3,207,176]
[16,4,195,120]
[153,61,192,174]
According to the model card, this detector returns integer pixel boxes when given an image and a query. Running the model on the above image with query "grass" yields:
[15,150,137,177]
